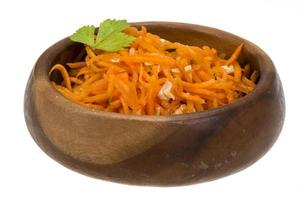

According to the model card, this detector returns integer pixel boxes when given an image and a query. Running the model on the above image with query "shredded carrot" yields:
[49,26,258,115]
[226,43,243,65]
[49,64,72,91]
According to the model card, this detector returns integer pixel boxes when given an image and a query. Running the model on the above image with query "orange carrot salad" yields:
[49,26,258,115]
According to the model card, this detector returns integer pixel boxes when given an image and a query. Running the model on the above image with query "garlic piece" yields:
[111,58,120,63]
[221,65,234,74]
[184,65,192,72]
[171,68,181,73]
[129,47,135,56]
[158,80,175,100]
[174,104,187,115]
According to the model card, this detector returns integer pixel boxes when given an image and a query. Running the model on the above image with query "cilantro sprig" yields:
[70,19,135,52]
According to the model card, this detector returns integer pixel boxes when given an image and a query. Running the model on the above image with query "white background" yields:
[0,0,299,199]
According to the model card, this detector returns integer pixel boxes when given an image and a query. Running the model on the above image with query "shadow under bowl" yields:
[24,22,285,186]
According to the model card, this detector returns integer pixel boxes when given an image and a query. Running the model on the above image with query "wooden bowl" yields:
[24,22,285,186]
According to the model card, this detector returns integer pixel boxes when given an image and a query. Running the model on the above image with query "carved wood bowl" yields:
[24,22,285,186]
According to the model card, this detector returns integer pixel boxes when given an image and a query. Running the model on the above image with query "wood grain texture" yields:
[24,22,285,186]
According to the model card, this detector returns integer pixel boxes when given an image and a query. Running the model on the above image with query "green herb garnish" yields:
[70,19,135,52]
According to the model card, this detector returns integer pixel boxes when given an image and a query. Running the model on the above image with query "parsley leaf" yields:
[96,19,129,43]
[96,32,135,52]
[69,19,135,52]
[70,25,96,48]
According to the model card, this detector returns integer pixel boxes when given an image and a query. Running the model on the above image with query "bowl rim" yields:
[34,21,276,122]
